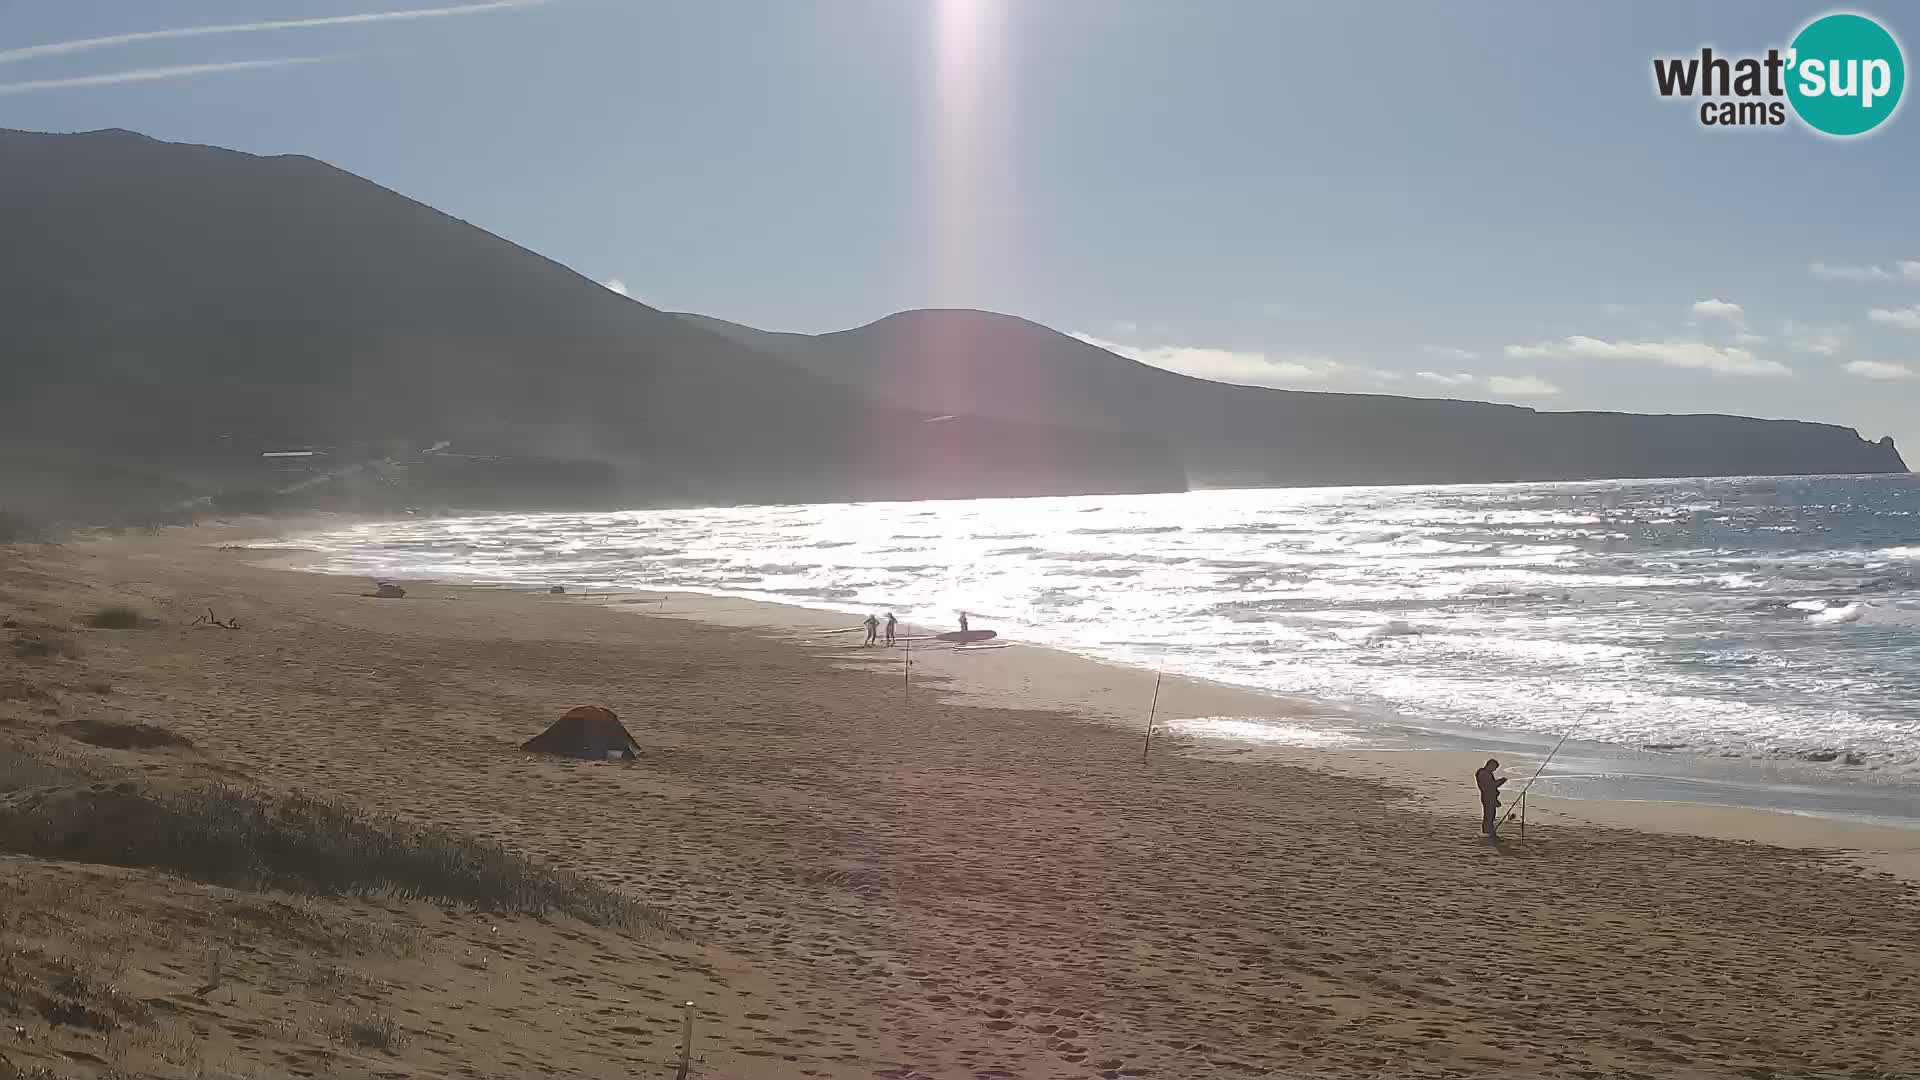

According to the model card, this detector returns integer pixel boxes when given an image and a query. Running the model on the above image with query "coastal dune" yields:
[3,527,1919,1078]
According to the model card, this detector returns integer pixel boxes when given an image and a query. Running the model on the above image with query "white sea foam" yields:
[1165,717,1360,747]
[1808,603,1865,625]
[280,476,1920,769]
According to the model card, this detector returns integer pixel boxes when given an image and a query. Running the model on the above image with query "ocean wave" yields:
[765,585,862,600]
[1807,602,1865,625]
[1067,525,1184,536]
[1165,717,1359,747]
[280,474,1920,769]
[1336,619,1424,645]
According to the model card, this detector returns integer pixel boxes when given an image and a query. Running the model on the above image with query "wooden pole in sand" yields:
[903,632,912,705]
[674,1001,694,1080]
[1140,665,1165,763]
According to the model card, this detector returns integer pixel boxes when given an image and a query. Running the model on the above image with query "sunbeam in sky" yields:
[912,0,1042,470]
[929,0,1005,304]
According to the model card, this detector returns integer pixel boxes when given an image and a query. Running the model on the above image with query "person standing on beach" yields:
[958,611,970,633]
[1475,758,1506,841]
[864,613,879,646]
[884,611,897,646]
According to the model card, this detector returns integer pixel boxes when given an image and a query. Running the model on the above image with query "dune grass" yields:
[328,1007,408,1053]
[0,766,664,932]
[0,742,96,792]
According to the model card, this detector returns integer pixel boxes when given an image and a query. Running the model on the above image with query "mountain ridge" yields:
[679,309,1908,487]
[0,128,1184,520]
[0,126,1902,526]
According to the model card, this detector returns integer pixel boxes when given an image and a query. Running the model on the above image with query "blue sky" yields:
[4,1,1918,459]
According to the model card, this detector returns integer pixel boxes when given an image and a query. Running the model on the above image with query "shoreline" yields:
[9,522,1920,1077]
[250,519,1920,880]
[576,585,1920,880]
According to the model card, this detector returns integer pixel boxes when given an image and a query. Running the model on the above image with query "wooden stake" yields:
[674,1001,694,1080]
[903,633,912,705]
[1140,665,1164,763]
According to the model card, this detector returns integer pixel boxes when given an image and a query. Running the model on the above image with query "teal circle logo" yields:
[1787,13,1905,136]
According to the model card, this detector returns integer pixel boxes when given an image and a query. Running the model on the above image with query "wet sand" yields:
[4,524,1920,1078]
[600,587,1920,883]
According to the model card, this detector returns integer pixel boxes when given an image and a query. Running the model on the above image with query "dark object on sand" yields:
[936,629,997,643]
[59,718,193,750]
[370,582,406,599]
[86,605,147,629]
[549,585,566,594]
[190,608,240,630]
[522,706,639,760]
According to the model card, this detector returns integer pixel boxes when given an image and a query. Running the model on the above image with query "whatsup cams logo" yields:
[1653,11,1905,136]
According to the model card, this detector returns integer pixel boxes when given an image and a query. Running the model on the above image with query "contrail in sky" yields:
[0,0,552,65]
[0,57,336,95]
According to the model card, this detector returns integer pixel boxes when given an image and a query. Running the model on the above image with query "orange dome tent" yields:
[521,705,638,760]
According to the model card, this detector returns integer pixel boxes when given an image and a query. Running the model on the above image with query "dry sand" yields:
[4,523,1920,1079]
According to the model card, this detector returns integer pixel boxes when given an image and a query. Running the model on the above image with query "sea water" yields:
[279,474,1920,774]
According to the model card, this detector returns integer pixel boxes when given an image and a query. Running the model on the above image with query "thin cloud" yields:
[1842,360,1919,381]
[0,56,333,95]
[1782,320,1849,355]
[1505,335,1791,377]
[1811,260,1896,282]
[1733,331,1769,346]
[1415,371,1560,396]
[1690,298,1744,322]
[1486,375,1561,396]
[1073,333,1399,388]
[602,278,630,297]
[1868,305,1920,331]
[0,1,552,65]
[1421,346,1477,362]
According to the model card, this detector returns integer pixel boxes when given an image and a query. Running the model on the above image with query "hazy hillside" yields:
[0,129,1183,520]
[682,310,1909,487]
[1,126,1898,526]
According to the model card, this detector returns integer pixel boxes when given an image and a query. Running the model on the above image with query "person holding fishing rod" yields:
[1477,723,1579,843]
[1475,758,1506,842]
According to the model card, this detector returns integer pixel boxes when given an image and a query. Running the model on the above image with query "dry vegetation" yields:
[0,777,664,930]
[0,549,673,1077]
[0,853,435,1078]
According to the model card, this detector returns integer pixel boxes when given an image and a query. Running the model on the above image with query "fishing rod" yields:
[1497,715,1587,830]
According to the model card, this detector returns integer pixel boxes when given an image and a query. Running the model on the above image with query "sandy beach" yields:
[4,523,1920,1078]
